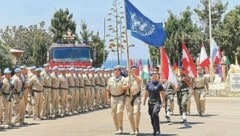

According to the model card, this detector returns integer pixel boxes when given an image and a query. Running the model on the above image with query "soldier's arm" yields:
[204,77,209,93]
[160,91,165,107]
[143,91,148,106]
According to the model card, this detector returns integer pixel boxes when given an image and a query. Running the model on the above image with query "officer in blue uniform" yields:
[143,71,165,135]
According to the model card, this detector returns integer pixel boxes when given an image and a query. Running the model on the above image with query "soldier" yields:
[1,69,13,129]
[163,81,177,122]
[94,68,102,109]
[66,67,75,115]
[106,65,128,134]
[41,64,52,119]
[20,66,29,120]
[125,66,142,135]
[78,68,85,112]
[89,68,96,110]
[11,68,25,126]
[26,66,36,118]
[58,68,68,117]
[221,51,227,81]
[73,68,80,114]
[83,69,91,112]
[143,71,165,135]
[50,66,60,118]
[29,68,44,121]
[193,67,209,116]
[0,69,3,126]
[177,68,192,122]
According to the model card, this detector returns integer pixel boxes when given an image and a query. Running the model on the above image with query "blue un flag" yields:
[125,0,167,47]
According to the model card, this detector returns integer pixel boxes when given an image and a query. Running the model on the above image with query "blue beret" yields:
[35,68,42,72]
[130,65,137,69]
[114,65,121,70]
[43,63,49,67]
[20,65,26,69]
[52,66,58,70]
[31,66,37,70]
[15,68,21,73]
[4,68,11,74]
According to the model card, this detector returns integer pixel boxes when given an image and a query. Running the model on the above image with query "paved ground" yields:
[0,97,240,136]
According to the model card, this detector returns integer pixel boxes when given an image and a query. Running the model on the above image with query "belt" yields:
[148,99,160,103]
[2,92,10,95]
[14,92,21,95]
[33,89,43,93]
[221,64,226,65]
[96,84,105,87]
[85,85,92,87]
[194,87,204,89]
[181,88,188,91]
[69,86,75,88]
[111,92,125,97]
[44,86,51,88]
[59,87,68,90]
[51,87,59,89]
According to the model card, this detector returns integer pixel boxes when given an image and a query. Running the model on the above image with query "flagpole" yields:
[123,0,130,69]
[209,0,214,81]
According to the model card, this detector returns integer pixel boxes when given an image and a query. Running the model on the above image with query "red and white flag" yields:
[199,43,210,67]
[211,38,221,64]
[160,47,178,88]
[182,43,197,77]
[215,48,221,64]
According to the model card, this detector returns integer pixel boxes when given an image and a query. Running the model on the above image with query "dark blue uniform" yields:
[146,81,164,135]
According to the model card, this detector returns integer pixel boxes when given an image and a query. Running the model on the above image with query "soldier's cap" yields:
[150,71,158,76]
[31,66,37,70]
[79,68,83,71]
[20,65,26,69]
[121,65,126,69]
[52,66,58,71]
[95,68,100,72]
[69,67,74,71]
[101,66,105,69]
[86,66,91,69]
[130,65,137,69]
[43,63,49,67]
[83,69,87,72]
[114,65,121,70]
[35,68,42,72]
[90,68,95,71]
[4,68,11,74]
[15,68,21,73]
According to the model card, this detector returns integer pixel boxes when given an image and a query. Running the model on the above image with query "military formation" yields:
[0,64,112,129]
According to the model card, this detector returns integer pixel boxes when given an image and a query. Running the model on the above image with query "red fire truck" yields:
[48,43,93,68]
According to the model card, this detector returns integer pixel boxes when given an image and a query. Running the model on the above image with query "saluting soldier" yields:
[193,67,209,116]
[29,68,44,121]
[106,65,128,135]
[125,66,142,135]
[1,68,13,129]
[50,66,60,118]
[58,68,68,117]
[41,64,52,119]
[11,68,25,126]
[177,68,192,122]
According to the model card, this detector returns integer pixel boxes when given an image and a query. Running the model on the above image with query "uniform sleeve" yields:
[106,78,111,91]
[145,84,149,92]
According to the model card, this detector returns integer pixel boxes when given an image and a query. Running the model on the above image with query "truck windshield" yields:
[53,47,91,61]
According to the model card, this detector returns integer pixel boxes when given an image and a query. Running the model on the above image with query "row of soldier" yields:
[0,64,112,129]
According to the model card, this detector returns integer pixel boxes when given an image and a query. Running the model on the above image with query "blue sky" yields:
[0,0,239,62]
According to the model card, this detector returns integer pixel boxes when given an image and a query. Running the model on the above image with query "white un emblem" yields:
[131,13,155,36]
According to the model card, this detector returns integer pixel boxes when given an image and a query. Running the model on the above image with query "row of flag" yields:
[124,0,231,88]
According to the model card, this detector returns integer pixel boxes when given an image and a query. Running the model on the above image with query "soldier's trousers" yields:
[126,96,141,132]
[165,93,174,114]
[59,89,68,114]
[26,90,33,116]
[148,100,161,133]
[0,95,3,124]
[75,88,80,111]
[95,86,102,107]
[42,89,51,117]
[79,88,85,111]
[33,92,43,119]
[68,88,76,112]
[177,91,189,115]
[51,89,59,115]
[90,87,95,108]
[23,89,28,111]
[85,87,91,110]
[2,96,12,125]
[13,95,25,123]
[193,89,206,114]
[111,95,125,131]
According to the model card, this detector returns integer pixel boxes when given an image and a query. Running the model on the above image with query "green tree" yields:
[149,7,203,65]
[0,22,52,66]
[51,8,76,43]
[0,41,13,69]
[217,5,240,62]
[79,21,108,67]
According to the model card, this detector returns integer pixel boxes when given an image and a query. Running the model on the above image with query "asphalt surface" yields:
[0,97,240,136]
